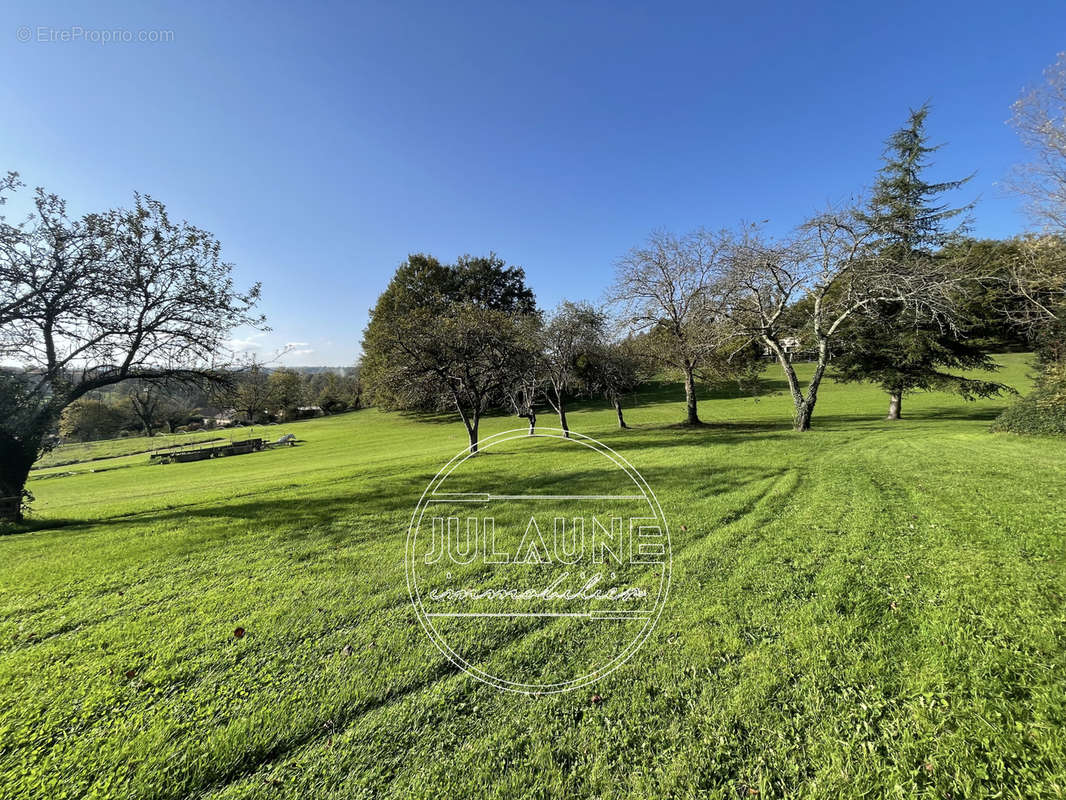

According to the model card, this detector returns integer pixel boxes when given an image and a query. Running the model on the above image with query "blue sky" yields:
[2,0,1064,365]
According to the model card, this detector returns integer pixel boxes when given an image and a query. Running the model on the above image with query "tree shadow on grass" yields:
[386,377,998,431]
[7,456,790,541]
[1,517,87,537]
[909,404,1006,422]
[5,464,442,537]
[600,423,793,451]
[394,379,792,427]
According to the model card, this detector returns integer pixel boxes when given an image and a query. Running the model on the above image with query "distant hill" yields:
[279,366,359,376]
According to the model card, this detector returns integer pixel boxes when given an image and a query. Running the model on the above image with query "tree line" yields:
[360,104,1065,445]
[56,367,363,442]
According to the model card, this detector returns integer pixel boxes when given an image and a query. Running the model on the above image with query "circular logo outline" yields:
[405,427,671,694]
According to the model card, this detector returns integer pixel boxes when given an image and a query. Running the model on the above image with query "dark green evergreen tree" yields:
[833,105,1009,419]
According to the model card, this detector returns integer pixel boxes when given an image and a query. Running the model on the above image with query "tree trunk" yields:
[614,398,627,429]
[455,400,480,454]
[517,411,536,435]
[886,390,902,421]
[466,415,479,453]
[557,394,570,438]
[794,346,828,432]
[0,435,37,523]
[771,346,807,431]
[683,366,700,425]
[768,335,828,433]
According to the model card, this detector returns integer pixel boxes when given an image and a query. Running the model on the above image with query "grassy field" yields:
[2,353,1064,799]
[32,429,232,470]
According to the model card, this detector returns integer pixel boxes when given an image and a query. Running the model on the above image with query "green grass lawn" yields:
[2,353,1064,798]
[33,429,233,470]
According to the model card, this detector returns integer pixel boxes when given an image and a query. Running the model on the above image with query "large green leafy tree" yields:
[833,106,1008,419]
[59,398,131,442]
[262,368,302,419]
[940,237,1052,353]
[360,253,538,453]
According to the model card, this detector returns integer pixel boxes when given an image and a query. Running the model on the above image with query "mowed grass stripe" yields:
[1,354,1064,798]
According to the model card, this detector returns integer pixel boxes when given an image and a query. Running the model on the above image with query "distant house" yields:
[207,409,239,426]
[762,337,823,362]
[762,337,802,357]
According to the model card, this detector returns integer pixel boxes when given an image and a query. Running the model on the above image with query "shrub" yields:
[992,361,1066,435]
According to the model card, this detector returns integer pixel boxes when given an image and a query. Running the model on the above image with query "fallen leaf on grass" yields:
[233,627,245,639]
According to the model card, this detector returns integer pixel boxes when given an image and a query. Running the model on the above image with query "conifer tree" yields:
[833,105,1008,419]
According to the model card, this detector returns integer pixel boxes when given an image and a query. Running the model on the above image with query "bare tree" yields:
[0,176,262,520]
[589,336,644,429]
[1010,52,1066,233]
[1007,54,1066,358]
[506,332,544,436]
[610,230,732,425]
[506,308,644,434]
[540,301,606,437]
[719,212,960,431]
[219,361,273,423]
[126,383,164,436]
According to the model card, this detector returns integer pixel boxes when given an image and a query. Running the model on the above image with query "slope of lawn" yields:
[1,353,1064,799]
[32,429,230,470]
